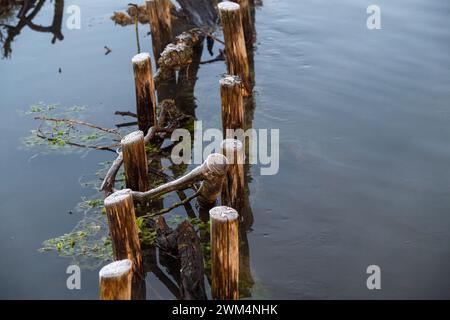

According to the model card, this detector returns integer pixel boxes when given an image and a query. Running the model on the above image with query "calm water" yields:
[1,0,450,299]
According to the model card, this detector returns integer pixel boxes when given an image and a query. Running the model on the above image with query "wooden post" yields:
[146,0,173,64]
[210,206,239,300]
[220,74,245,138]
[218,1,251,95]
[220,139,245,211]
[99,259,132,300]
[132,52,157,134]
[104,189,143,276]
[198,153,228,207]
[121,131,149,192]
[231,0,254,47]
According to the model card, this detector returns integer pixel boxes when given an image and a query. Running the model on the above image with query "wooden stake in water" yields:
[104,189,143,276]
[121,131,149,192]
[231,0,254,47]
[146,0,173,63]
[218,1,251,95]
[132,52,157,134]
[220,139,245,211]
[99,259,133,300]
[220,74,245,137]
[210,206,239,300]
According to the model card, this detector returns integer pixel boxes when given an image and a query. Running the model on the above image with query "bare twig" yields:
[114,111,137,118]
[142,190,200,218]
[36,130,118,153]
[34,116,121,138]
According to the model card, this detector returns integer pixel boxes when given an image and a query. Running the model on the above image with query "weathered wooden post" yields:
[104,189,143,276]
[220,139,245,210]
[198,153,228,207]
[146,0,173,64]
[220,74,245,138]
[231,0,254,47]
[121,131,149,192]
[132,52,157,134]
[210,206,239,300]
[99,259,133,300]
[218,1,251,95]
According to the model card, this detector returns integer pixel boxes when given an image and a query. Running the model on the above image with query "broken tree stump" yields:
[146,0,173,63]
[121,131,149,192]
[220,74,245,138]
[104,189,143,276]
[99,259,133,300]
[218,1,251,95]
[132,52,157,134]
[210,206,239,300]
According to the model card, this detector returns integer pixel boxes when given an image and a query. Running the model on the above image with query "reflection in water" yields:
[0,0,64,58]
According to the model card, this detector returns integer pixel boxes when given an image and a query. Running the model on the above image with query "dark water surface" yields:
[1,0,450,299]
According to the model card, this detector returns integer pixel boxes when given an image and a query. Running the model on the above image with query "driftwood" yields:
[131,153,228,204]
[154,28,203,84]
[155,217,207,300]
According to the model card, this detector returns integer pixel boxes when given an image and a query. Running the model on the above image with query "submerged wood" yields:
[99,259,132,300]
[210,206,239,300]
[104,189,143,276]
[155,217,207,300]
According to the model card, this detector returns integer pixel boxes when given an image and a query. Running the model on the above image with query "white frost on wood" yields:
[99,259,132,278]
[210,206,239,221]
[218,1,240,12]
[220,74,242,87]
[121,130,144,145]
[104,188,132,206]
[132,52,151,65]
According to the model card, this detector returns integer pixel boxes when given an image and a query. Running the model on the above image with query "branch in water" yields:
[34,116,121,138]
[142,190,200,219]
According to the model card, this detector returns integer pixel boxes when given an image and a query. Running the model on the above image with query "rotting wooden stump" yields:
[121,131,149,192]
[210,206,239,300]
[218,1,251,96]
[231,0,255,47]
[146,0,173,63]
[104,189,143,276]
[99,259,133,300]
[220,74,245,138]
[220,139,245,211]
[154,29,203,84]
[132,52,157,134]
[198,153,229,207]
